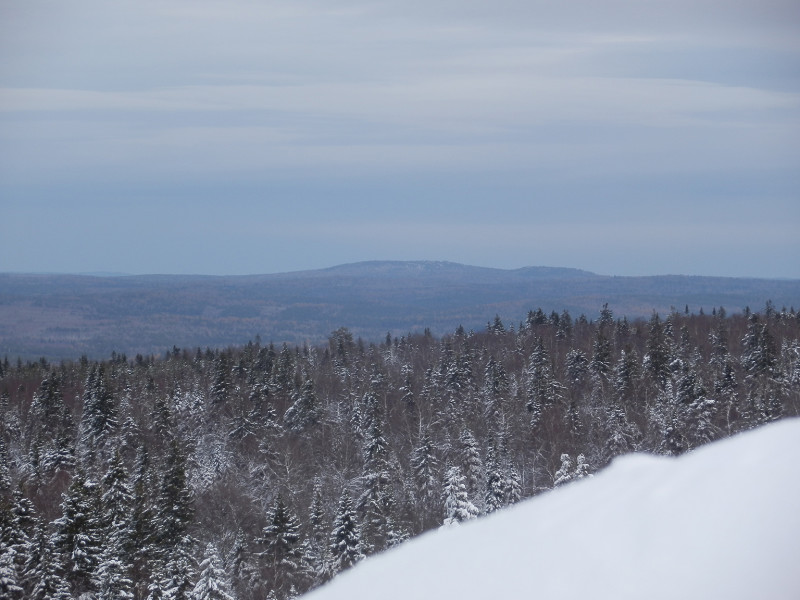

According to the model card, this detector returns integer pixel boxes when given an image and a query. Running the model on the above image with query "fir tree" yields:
[574,454,592,479]
[442,466,478,526]
[283,378,320,433]
[553,454,574,487]
[26,519,72,600]
[52,470,105,595]
[358,408,401,552]
[259,495,305,599]
[526,337,561,427]
[459,429,484,501]
[193,542,236,600]
[157,535,196,600]
[644,312,671,387]
[155,439,194,556]
[305,485,331,586]
[411,433,438,503]
[0,540,24,599]
[328,491,363,575]
[483,444,505,515]
[79,364,118,451]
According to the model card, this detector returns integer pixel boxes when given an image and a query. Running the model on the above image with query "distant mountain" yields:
[1,261,798,360]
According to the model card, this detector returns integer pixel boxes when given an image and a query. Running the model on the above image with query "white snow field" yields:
[306,419,800,600]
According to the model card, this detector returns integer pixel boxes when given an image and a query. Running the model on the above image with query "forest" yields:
[1,302,799,599]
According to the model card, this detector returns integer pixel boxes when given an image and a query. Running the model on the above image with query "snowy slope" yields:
[305,420,800,600]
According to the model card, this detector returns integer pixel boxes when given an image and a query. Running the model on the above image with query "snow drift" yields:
[305,419,800,600]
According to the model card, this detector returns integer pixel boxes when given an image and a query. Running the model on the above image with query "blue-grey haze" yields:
[1,0,798,277]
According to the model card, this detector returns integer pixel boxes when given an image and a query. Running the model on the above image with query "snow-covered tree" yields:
[483,444,505,515]
[459,429,484,501]
[442,466,478,527]
[574,454,592,479]
[259,495,305,599]
[26,520,72,600]
[329,491,363,574]
[0,541,24,599]
[193,542,235,600]
[79,364,118,451]
[554,454,574,487]
[52,470,104,595]
[411,433,438,506]
[283,378,320,433]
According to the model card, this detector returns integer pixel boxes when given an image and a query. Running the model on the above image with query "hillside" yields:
[1,261,799,360]
[1,305,797,599]
[305,419,800,600]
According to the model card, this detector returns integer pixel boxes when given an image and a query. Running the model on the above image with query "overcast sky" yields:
[1,0,798,277]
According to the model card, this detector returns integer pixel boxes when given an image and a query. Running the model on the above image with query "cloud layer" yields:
[1,0,798,276]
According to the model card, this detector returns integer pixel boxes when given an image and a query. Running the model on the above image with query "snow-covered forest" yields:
[305,418,800,600]
[1,303,799,599]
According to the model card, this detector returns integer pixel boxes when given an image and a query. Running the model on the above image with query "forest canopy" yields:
[1,302,799,599]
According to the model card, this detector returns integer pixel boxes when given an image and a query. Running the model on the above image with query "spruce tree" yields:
[80,364,118,451]
[259,495,305,599]
[26,519,72,600]
[483,444,505,515]
[193,542,236,600]
[306,485,331,586]
[459,429,484,501]
[0,540,24,599]
[155,439,193,556]
[328,491,363,575]
[442,466,478,526]
[52,470,104,595]
[553,453,574,487]
[283,378,320,433]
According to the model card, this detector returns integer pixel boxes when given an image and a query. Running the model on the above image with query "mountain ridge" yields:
[1,261,798,361]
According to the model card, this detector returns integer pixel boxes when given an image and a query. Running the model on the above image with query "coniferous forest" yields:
[1,303,799,599]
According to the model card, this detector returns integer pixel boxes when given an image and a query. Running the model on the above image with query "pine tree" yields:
[590,329,612,380]
[553,453,574,487]
[283,378,320,433]
[130,444,157,597]
[94,545,134,600]
[79,364,118,451]
[26,519,72,600]
[442,466,478,527]
[306,486,331,586]
[328,491,363,575]
[504,464,522,505]
[459,429,484,501]
[259,495,305,599]
[644,312,671,387]
[358,409,401,552]
[193,542,236,600]
[0,540,24,599]
[741,316,783,426]
[28,372,65,433]
[526,337,561,427]
[0,437,11,494]
[159,535,196,600]
[411,433,438,503]
[52,470,105,595]
[211,353,232,406]
[573,454,592,479]
[155,439,194,556]
[102,450,134,546]
[483,444,505,515]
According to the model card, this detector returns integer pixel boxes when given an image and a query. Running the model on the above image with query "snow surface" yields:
[305,419,800,600]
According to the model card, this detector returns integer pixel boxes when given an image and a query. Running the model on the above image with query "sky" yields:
[305,418,800,600]
[1,0,799,277]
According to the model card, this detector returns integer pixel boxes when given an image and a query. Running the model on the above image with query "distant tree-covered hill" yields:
[1,261,798,360]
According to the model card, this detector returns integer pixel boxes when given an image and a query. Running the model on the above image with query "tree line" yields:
[1,302,799,599]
